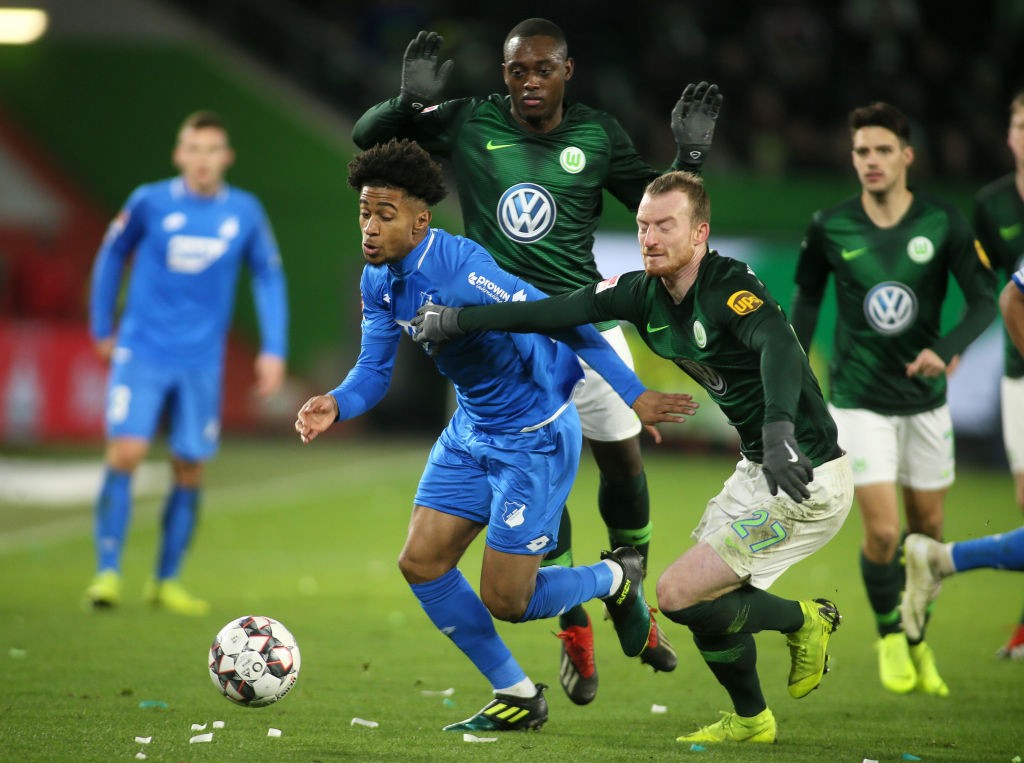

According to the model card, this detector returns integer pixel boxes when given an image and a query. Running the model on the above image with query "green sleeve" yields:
[598,114,663,212]
[352,97,472,154]
[352,97,417,149]
[790,214,830,351]
[973,197,1011,276]
[933,212,999,362]
[458,286,611,332]
[741,311,805,424]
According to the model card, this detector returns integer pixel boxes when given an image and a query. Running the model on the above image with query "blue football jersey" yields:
[329,228,644,433]
[90,177,288,367]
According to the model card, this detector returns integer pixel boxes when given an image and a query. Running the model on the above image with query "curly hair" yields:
[347,138,448,206]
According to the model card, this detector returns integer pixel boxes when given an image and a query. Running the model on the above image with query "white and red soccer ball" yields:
[208,615,300,707]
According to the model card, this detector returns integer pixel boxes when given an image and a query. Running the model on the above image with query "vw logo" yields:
[864,281,917,335]
[497,183,556,243]
[675,358,727,396]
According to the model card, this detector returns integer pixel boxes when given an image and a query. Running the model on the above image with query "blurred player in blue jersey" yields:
[294,138,695,732]
[85,111,289,615]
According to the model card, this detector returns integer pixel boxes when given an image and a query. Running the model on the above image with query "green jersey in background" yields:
[793,192,997,415]
[974,174,1024,377]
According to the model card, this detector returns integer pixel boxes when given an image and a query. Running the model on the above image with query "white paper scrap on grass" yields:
[212,721,225,729]
[651,704,668,714]
[133,736,152,744]
[863,759,879,763]
[267,728,282,737]
[188,733,213,744]
[463,733,497,743]
[134,753,146,760]
[350,718,379,728]
[190,723,207,731]
[420,687,455,697]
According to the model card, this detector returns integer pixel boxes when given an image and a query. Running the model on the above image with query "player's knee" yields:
[480,588,528,622]
[397,550,446,585]
[655,570,692,613]
[864,526,902,560]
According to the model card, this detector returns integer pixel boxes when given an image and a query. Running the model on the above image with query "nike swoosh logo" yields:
[486,140,515,151]
[783,441,800,463]
[646,322,670,333]
[1000,224,1022,240]
[841,247,868,261]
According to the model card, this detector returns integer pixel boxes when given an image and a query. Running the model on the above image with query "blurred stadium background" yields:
[1,0,1022,462]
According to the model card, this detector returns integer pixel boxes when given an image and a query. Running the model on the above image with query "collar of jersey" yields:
[389,228,438,276]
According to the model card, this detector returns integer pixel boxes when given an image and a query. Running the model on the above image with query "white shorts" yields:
[1002,376,1024,474]
[829,404,955,490]
[574,325,642,442]
[692,454,853,589]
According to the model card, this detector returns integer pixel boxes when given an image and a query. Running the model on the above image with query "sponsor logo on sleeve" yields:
[726,290,764,316]
[595,275,621,293]
[974,239,992,269]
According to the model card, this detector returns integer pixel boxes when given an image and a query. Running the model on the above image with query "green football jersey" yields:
[794,192,998,414]
[353,95,674,327]
[460,251,840,466]
[974,174,1024,377]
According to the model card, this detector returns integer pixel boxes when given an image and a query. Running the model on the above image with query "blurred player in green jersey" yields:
[353,17,721,704]
[970,91,1024,660]
[790,102,998,696]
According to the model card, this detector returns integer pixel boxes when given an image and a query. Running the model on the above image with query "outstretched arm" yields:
[670,81,722,173]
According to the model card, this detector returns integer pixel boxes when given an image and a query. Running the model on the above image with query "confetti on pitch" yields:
[689,744,706,752]
[8,648,27,659]
[420,687,455,697]
[133,736,152,744]
[463,733,497,743]
[902,755,922,761]
[189,733,213,744]
[267,728,282,738]
[135,753,146,760]
[212,721,225,729]
[138,700,168,709]
[190,723,207,731]
[350,718,379,729]
[651,704,668,714]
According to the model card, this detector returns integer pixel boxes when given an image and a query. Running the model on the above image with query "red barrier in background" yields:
[0,321,260,444]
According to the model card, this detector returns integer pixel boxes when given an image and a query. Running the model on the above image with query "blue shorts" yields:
[415,405,582,556]
[104,354,223,462]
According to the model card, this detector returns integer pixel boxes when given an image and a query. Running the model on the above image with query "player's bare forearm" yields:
[295,394,339,444]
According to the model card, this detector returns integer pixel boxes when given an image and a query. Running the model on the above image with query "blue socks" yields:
[521,562,613,621]
[952,527,1024,572]
[95,469,132,571]
[411,567,525,691]
[157,486,199,580]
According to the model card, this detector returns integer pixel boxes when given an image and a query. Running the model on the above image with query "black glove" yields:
[411,303,464,352]
[761,421,813,503]
[400,31,454,112]
[670,81,722,171]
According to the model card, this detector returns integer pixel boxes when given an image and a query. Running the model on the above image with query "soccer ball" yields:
[208,615,301,707]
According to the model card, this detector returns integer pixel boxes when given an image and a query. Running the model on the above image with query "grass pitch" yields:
[2,437,1022,762]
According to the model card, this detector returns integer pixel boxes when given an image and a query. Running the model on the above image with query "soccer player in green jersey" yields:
[971,91,1024,660]
[352,17,722,704]
[790,102,999,696]
[412,171,854,745]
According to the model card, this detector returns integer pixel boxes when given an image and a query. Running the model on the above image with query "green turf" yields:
[2,438,1023,761]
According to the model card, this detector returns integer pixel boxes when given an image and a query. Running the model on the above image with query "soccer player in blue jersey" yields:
[85,111,288,615]
[294,138,695,732]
